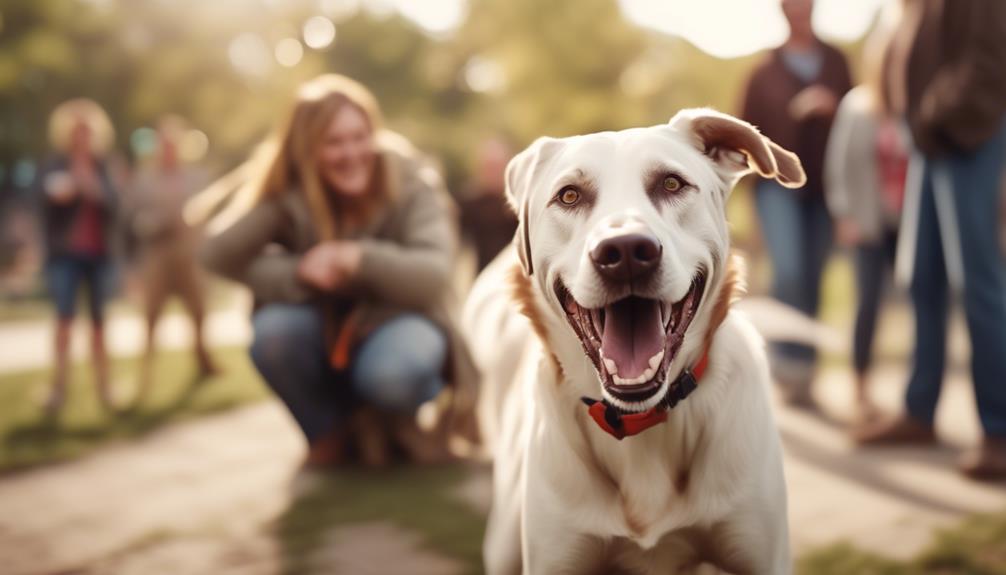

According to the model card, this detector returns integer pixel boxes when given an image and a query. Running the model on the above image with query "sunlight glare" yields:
[391,0,467,34]
[619,0,884,57]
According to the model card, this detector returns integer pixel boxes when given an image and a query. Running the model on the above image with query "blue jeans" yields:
[905,123,1006,438]
[755,181,833,378]
[45,254,114,323]
[250,304,447,442]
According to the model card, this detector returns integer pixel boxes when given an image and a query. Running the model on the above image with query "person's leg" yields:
[174,256,215,376]
[903,162,950,425]
[85,257,114,409]
[855,163,945,445]
[350,314,447,413]
[946,126,1006,441]
[250,303,344,442]
[139,262,169,397]
[799,195,834,362]
[44,256,79,415]
[351,314,449,464]
[754,182,814,395]
[852,239,887,414]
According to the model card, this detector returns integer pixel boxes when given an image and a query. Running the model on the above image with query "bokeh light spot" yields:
[179,129,210,163]
[274,38,304,67]
[228,33,272,77]
[130,127,158,157]
[303,16,336,50]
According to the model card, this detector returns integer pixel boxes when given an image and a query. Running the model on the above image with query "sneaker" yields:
[959,437,1006,481]
[852,413,936,446]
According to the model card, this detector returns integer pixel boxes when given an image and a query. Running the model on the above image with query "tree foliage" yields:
[0,0,864,193]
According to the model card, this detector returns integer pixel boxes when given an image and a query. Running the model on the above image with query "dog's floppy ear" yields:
[505,136,560,276]
[669,108,806,189]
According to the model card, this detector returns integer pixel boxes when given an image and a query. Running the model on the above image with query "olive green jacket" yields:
[201,134,479,442]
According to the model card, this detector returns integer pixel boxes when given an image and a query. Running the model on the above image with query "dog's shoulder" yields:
[710,309,769,370]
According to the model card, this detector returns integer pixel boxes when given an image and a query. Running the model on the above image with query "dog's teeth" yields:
[612,367,657,387]
[603,358,617,375]
[648,350,664,370]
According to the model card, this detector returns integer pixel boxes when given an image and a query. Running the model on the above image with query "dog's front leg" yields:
[709,466,791,575]
[484,474,523,575]
[520,493,606,575]
[519,447,619,575]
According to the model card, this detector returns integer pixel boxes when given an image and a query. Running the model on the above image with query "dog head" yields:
[507,108,804,413]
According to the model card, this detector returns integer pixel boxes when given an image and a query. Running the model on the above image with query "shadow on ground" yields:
[0,346,269,472]
[275,463,487,575]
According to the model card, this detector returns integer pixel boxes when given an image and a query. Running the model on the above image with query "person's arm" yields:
[200,198,316,303]
[824,95,856,219]
[920,0,1006,150]
[351,166,456,309]
[39,158,78,206]
[824,94,871,246]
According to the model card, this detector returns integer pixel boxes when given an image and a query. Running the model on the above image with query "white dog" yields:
[462,109,805,575]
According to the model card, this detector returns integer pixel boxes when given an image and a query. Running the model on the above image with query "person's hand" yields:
[789,85,838,121]
[44,171,77,204]
[70,161,101,199]
[835,218,861,247]
[297,241,363,292]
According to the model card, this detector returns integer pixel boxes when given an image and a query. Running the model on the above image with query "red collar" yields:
[581,350,709,441]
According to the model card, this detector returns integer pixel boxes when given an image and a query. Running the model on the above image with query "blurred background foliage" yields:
[0,0,868,194]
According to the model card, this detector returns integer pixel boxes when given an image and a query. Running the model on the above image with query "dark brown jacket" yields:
[900,0,1006,155]
[741,42,853,197]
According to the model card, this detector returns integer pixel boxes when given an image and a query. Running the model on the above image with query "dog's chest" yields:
[610,462,700,544]
[566,432,708,545]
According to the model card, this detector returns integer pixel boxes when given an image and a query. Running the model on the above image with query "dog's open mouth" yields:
[556,272,706,412]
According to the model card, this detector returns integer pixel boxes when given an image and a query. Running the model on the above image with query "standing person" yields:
[854,0,1006,480]
[741,0,852,405]
[128,116,216,400]
[37,99,120,415]
[459,137,517,273]
[199,74,478,467]
[825,13,909,423]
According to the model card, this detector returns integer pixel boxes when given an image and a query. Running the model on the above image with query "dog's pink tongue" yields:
[600,297,665,380]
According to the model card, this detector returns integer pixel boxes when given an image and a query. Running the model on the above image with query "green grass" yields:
[276,464,487,575]
[0,295,56,322]
[0,346,269,472]
[798,512,1006,575]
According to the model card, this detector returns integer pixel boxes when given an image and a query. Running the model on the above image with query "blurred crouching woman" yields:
[199,75,477,467]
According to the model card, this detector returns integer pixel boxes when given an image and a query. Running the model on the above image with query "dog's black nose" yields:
[590,233,662,283]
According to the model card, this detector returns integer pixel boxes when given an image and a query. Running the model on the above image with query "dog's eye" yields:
[662,175,686,193]
[557,186,581,206]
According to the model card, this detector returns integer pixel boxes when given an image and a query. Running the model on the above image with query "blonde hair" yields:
[194,74,389,239]
[48,98,115,157]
